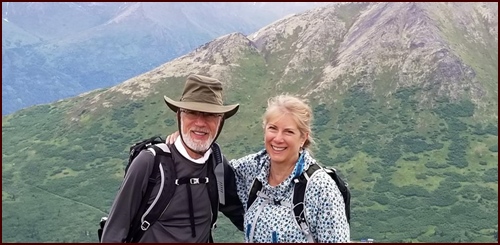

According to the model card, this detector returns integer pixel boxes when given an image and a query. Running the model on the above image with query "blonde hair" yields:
[262,94,315,149]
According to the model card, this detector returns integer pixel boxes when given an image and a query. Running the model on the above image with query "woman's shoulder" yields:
[305,166,340,193]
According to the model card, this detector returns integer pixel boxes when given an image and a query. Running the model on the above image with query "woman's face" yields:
[264,113,307,166]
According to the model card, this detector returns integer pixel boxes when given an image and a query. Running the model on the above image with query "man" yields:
[101,74,244,242]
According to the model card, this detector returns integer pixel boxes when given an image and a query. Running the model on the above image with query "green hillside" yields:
[2,56,497,242]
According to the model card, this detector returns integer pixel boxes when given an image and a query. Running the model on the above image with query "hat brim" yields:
[164,96,239,119]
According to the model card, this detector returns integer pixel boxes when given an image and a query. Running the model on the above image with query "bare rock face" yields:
[242,2,496,112]
[305,3,492,102]
[88,2,496,118]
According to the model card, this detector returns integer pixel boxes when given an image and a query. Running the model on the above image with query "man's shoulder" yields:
[150,143,170,154]
[133,149,155,162]
[124,150,157,179]
[131,144,172,167]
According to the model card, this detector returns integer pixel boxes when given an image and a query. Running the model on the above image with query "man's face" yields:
[179,109,222,158]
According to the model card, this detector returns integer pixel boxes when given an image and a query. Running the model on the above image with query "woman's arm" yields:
[306,171,350,243]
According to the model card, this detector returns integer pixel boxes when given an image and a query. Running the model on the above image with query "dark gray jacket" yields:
[101,143,243,242]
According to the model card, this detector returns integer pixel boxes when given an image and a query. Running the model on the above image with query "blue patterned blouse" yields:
[228,149,350,243]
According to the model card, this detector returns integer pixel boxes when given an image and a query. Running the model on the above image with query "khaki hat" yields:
[164,74,239,119]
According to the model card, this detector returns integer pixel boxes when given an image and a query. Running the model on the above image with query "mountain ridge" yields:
[2,2,332,115]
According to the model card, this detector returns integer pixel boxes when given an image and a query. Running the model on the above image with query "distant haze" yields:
[2,2,331,115]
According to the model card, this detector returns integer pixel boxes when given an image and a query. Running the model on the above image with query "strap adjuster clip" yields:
[141,221,151,231]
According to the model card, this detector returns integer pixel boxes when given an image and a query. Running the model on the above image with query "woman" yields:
[167,94,350,242]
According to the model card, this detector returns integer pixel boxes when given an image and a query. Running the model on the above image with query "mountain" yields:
[2,2,497,243]
[2,2,331,115]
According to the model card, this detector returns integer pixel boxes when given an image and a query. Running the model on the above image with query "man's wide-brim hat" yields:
[164,74,239,119]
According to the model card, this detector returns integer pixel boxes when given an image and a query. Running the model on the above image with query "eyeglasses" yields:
[180,109,223,120]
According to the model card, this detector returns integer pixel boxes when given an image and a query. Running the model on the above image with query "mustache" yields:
[190,127,209,133]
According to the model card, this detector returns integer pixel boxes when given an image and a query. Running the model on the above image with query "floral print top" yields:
[228,149,350,243]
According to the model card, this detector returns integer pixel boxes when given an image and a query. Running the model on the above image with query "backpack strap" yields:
[292,164,321,243]
[324,167,351,224]
[246,163,349,243]
[208,143,223,242]
[246,166,316,242]
[212,143,225,205]
[126,144,174,243]
[175,175,210,238]
[292,164,320,219]
[292,164,351,242]
[247,178,263,210]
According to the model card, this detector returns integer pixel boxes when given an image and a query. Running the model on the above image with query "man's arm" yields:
[101,151,154,242]
[218,157,245,231]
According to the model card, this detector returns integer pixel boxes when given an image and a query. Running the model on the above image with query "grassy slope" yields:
[3,51,498,242]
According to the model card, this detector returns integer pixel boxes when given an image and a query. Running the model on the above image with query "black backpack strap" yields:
[208,143,223,242]
[292,164,320,226]
[212,143,225,205]
[247,178,263,210]
[291,164,321,243]
[171,145,219,240]
[126,144,174,243]
[324,167,351,224]
[217,158,244,232]
[176,176,210,238]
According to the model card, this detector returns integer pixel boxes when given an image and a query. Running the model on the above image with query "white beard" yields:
[179,116,220,153]
[181,130,214,153]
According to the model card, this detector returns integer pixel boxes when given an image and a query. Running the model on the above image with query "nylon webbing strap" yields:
[128,146,173,243]
[176,177,209,185]
[248,191,271,242]
[187,183,196,237]
[176,176,210,238]
[125,146,164,242]
[294,164,322,243]
[294,164,321,225]
[212,143,225,205]
[292,174,307,238]
[207,152,219,243]
[247,179,262,210]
